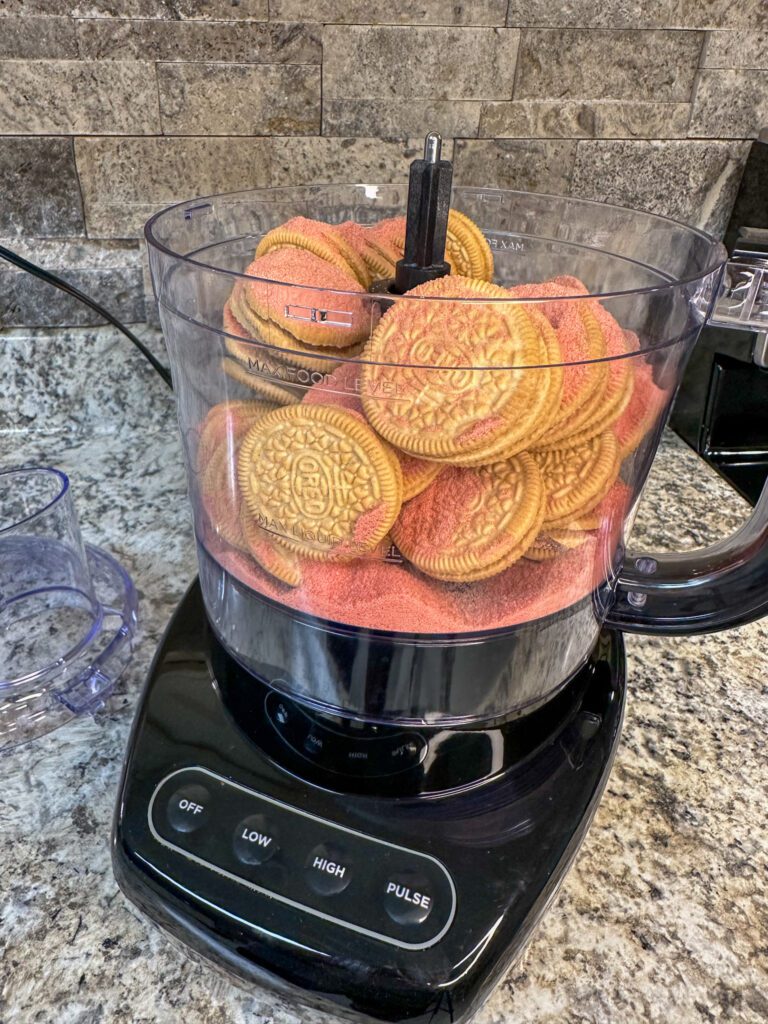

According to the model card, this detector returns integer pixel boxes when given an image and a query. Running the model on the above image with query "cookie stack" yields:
[220,210,497,398]
[201,209,666,597]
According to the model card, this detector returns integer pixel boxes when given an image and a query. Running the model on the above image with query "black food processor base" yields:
[113,582,625,1024]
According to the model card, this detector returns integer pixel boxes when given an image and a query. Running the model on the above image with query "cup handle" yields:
[605,476,768,635]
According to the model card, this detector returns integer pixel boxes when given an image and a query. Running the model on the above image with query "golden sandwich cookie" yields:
[256,215,372,289]
[238,404,403,562]
[361,276,558,463]
[532,432,620,529]
[391,454,545,583]
[442,300,564,466]
[228,280,365,373]
[300,360,441,502]
[241,249,370,350]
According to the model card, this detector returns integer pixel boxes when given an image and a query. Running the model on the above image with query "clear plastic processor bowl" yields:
[145,185,768,725]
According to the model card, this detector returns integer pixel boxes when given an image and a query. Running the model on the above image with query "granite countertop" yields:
[1,325,767,1024]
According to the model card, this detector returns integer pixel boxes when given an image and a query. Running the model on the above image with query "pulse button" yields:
[166,783,210,833]
[384,870,433,925]
[233,814,279,865]
[305,842,352,895]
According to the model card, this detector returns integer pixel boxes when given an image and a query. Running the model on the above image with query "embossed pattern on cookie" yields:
[238,404,402,561]
[391,453,544,582]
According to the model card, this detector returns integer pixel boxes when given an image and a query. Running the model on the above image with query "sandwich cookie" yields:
[241,249,370,350]
[238,404,403,562]
[302,360,442,501]
[229,279,365,373]
[361,276,557,463]
[532,432,620,529]
[391,453,545,582]
[256,215,372,289]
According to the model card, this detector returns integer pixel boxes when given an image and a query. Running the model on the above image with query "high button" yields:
[304,842,352,895]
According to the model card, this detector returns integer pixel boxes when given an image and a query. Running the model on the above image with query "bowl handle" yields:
[605,473,768,635]
[607,254,768,635]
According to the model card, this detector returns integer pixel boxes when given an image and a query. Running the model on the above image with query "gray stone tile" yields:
[570,139,750,235]
[169,0,268,15]
[676,0,767,29]
[159,0,267,15]
[703,29,768,69]
[0,16,77,58]
[323,99,481,138]
[76,17,320,62]
[453,139,578,193]
[75,136,273,238]
[0,239,145,329]
[506,0,663,27]
[479,100,691,139]
[0,60,159,134]
[0,138,84,238]
[323,25,520,103]
[516,29,703,101]
[269,0,507,24]
[506,0,764,28]
[157,62,320,136]
[0,0,73,11]
[0,1,268,16]
[270,136,452,186]
[690,69,768,138]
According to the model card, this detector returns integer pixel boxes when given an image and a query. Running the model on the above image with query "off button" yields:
[166,783,210,833]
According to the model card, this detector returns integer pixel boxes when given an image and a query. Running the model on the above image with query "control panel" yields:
[149,766,456,950]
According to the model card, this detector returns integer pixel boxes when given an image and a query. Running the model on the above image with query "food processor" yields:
[113,139,768,1024]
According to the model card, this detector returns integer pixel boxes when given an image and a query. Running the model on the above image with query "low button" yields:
[384,870,434,926]
[166,783,210,833]
[233,814,279,866]
[305,842,352,895]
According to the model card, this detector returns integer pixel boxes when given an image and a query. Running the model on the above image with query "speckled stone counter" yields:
[1,326,767,1024]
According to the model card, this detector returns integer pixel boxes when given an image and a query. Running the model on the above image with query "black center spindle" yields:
[391,131,453,294]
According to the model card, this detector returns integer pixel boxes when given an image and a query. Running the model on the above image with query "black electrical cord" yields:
[0,243,174,390]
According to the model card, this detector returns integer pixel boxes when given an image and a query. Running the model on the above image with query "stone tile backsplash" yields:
[0,3,765,327]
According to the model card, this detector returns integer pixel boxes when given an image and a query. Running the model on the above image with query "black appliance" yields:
[671,129,768,504]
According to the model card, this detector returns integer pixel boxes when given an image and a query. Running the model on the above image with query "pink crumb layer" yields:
[507,277,595,405]
[203,481,632,634]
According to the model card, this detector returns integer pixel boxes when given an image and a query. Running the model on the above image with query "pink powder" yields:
[336,220,374,251]
[352,502,388,547]
[395,466,484,554]
[456,415,505,446]
[203,478,632,633]
[368,216,405,248]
